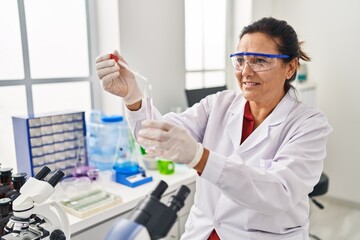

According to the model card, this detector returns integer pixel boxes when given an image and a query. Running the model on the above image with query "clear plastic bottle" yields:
[86,111,103,170]
[88,115,125,171]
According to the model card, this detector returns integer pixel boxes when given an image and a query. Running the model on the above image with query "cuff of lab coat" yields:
[201,151,226,185]
[124,100,148,137]
[124,99,147,123]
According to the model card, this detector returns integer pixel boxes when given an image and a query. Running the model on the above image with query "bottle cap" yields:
[0,168,13,176]
[0,198,11,206]
[12,172,27,181]
[101,115,123,123]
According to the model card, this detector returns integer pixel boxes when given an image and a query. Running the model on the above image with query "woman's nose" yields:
[241,62,254,77]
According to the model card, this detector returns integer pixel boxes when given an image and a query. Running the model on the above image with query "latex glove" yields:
[95,50,143,105]
[137,120,204,167]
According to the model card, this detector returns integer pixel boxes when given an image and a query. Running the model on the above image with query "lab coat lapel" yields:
[239,90,296,152]
[239,116,270,152]
[225,98,247,147]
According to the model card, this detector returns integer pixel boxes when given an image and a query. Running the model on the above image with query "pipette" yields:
[110,54,153,120]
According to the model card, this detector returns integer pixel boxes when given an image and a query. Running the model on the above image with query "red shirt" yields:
[208,101,254,240]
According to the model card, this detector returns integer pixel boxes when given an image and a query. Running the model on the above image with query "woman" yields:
[96,17,332,240]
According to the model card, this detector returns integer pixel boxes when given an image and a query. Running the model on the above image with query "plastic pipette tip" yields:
[109,53,149,82]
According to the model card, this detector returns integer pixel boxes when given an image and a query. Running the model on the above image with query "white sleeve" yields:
[124,99,163,139]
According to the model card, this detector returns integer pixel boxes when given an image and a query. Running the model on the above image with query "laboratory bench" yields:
[64,165,197,240]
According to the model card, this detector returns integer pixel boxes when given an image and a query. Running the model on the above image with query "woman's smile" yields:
[242,81,261,88]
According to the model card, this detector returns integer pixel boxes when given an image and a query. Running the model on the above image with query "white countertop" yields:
[62,164,197,235]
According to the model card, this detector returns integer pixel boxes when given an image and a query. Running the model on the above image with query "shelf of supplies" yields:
[294,81,316,91]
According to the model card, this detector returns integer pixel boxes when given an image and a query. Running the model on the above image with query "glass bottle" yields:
[114,123,139,174]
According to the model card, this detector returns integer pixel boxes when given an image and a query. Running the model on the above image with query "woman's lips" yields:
[243,82,260,86]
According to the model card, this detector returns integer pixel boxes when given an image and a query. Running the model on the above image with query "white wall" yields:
[229,0,253,91]
[95,0,186,115]
[118,0,186,114]
[95,0,124,116]
[252,0,360,204]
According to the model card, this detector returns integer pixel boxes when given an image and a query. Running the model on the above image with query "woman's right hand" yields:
[95,50,143,105]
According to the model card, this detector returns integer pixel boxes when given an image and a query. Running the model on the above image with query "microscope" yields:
[1,166,69,240]
[106,180,190,240]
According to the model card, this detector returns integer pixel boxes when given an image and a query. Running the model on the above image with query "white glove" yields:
[95,50,143,105]
[137,120,204,167]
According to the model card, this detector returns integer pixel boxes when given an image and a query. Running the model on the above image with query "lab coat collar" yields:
[226,89,296,150]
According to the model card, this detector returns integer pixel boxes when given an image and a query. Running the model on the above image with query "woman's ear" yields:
[286,58,298,79]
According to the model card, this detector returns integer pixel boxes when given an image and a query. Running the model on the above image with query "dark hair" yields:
[240,17,310,92]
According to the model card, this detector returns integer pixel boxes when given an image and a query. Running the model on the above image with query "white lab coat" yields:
[125,89,332,240]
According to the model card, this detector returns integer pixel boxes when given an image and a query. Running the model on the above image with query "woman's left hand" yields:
[138,120,203,166]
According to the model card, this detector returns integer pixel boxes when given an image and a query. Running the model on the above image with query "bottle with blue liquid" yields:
[87,113,135,171]
[113,119,139,174]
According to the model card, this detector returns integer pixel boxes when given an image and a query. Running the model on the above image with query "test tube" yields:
[110,54,153,120]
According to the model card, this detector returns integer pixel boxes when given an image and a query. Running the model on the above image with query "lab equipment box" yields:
[12,111,87,178]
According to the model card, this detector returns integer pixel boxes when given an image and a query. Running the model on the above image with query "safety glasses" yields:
[230,52,290,72]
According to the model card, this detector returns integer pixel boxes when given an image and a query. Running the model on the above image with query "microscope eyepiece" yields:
[150,180,168,199]
[167,185,190,212]
[34,166,51,180]
[48,170,65,187]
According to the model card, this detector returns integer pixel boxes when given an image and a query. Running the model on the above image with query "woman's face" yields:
[236,32,295,106]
